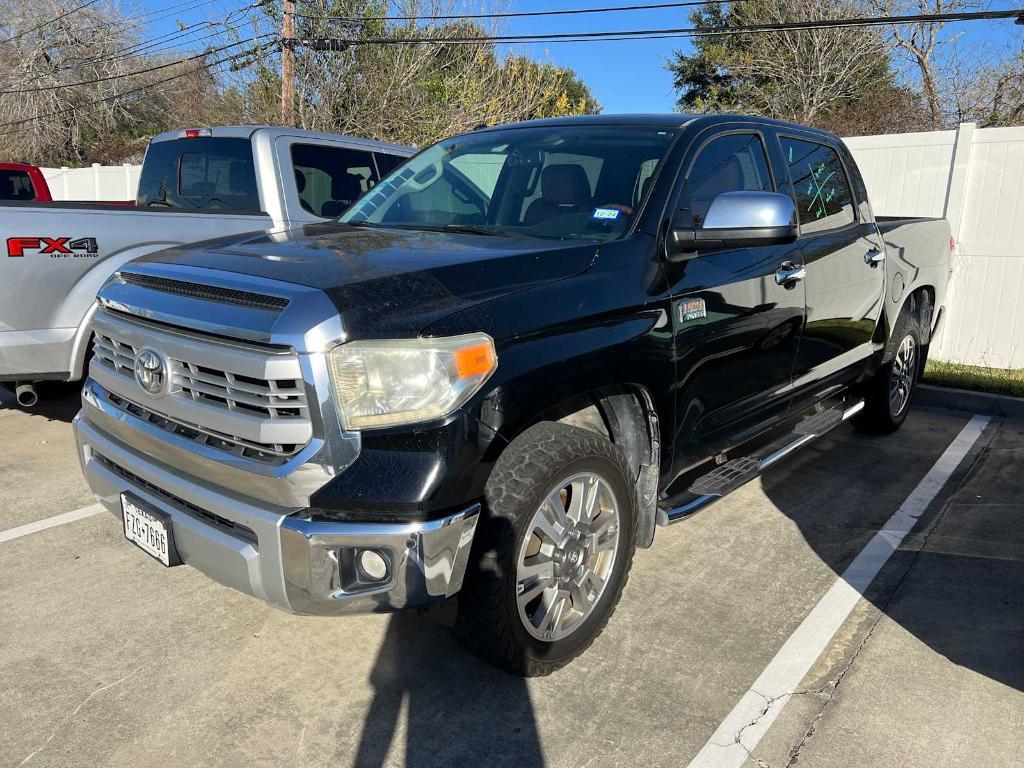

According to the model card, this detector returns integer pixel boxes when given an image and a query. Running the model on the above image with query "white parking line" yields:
[0,504,105,544]
[687,414,990,768]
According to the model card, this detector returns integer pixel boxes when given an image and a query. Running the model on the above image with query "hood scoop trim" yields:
[119,272,290,312]
[98,263,344,351]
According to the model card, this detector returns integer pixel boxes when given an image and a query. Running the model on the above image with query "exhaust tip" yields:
[15,383,38,408]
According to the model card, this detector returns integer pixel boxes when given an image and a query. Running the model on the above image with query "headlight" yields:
[327,333,497,430]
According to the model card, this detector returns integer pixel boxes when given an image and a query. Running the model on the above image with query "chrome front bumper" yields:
[73,411,479,616]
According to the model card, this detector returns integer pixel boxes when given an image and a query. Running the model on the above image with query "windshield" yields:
[341,125,677,240]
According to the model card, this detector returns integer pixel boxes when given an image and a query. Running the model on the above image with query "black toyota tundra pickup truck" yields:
[74,114,952,675]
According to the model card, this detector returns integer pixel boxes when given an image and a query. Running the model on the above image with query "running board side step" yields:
[657,399,865,526]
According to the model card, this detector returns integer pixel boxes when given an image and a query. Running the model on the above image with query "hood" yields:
[134,223,598,338]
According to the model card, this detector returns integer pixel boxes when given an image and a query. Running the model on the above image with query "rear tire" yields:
[453,421,637,676]
[854,315,923,434]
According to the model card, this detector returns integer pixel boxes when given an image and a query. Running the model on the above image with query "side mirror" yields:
[667,191,798,262]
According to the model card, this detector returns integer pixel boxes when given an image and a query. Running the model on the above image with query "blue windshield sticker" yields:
[592,207,620,220]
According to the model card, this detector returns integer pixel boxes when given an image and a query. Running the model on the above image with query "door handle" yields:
[865,248,885,266]
[775,263,806,286]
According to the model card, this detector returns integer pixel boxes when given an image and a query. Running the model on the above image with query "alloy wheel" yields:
[889,333,917,417]
[515,471,621,642]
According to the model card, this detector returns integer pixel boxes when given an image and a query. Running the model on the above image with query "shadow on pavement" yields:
[345,410,1023,768]
[0,381,82,423]
[760,410,1024,694]
[348,612,544,768]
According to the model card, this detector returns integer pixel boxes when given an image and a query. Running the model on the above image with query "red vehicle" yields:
[0,163,54,202]
[0,162,132,204]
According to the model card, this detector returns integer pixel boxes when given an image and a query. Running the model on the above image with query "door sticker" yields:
[680,297,707,322]
[7,237,99,257]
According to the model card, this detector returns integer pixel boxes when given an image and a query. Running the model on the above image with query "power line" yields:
[6,4,1020,127]
[7,0,255,86]
[0,39,275,135]
[6,0,222,48]
[55,22,223,72]
[65,2,263,71]
[0,35,267,94]
[14,18,228,89]
[123,0,267,38]
[125,23,254,62]
[0,0,101,45]
[299,8,1024,46]
[25,0,245,50]
[296,0,753,24]
[105,0,230,35]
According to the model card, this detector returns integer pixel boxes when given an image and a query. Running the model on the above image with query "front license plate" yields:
[121,493,179,567]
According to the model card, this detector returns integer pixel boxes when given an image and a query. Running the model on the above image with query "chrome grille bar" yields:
[104,391,299,463]
[89,308,313,455]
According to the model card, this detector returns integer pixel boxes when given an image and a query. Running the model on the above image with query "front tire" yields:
[854,316,923,434]
[453,421,637,676]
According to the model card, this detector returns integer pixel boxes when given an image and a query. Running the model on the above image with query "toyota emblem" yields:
[134,349,166,396]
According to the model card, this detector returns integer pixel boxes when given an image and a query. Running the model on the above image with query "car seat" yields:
[523,164,592,225]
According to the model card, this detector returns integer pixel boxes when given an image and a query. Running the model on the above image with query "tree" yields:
[0,0,255,165]
[242,0,600,147]
[667,0,931,134]
[0,0,598,165]
[530,62,601,119]
[944,41,1024,127]
[867,0,982,130]
[0,0,158,164]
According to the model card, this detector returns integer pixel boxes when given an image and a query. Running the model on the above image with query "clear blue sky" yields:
[140,0,1024,114]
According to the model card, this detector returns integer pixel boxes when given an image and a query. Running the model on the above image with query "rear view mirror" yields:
[667,191,798,262]
[505,148,542,168]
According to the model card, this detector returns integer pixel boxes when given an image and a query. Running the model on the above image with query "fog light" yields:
[358,549,389,581]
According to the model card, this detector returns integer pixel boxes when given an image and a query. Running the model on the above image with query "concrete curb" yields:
[916,383,1024,419]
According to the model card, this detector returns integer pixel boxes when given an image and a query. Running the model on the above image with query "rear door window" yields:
[138,137,261,211]
[780,137,856,234]
[291,144,380,218]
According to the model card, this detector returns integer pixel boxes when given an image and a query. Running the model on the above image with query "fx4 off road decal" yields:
[7,237,99,258]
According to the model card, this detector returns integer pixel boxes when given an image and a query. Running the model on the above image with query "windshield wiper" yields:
[341,221,506,237]
[440,224,507,237]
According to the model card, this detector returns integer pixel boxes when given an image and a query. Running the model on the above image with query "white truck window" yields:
[138,137,260,211]
[291,144,378,218]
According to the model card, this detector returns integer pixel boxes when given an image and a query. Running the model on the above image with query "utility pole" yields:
[281,0,295,127]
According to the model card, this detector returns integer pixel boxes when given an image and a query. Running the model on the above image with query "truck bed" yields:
[0,203,273,381]
[875,215,952,338]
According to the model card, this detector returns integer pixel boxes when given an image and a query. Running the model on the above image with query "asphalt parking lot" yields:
[1,387,1021,768]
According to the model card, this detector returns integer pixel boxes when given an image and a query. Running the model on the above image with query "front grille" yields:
[94,453,258,544]
[175,364,303,419]
[89,309,313,459]
[92,333,308,422]
[105,391,297,464]
[119,272,289,311]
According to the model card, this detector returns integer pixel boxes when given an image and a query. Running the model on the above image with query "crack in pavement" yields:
[779,437,994,768]
[728,687,833,768]
[17,663,151,767]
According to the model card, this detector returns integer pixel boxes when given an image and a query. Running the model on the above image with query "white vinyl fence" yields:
[40,163,140,201]
[845,123,1024,370]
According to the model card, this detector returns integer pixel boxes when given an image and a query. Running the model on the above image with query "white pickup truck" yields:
[0,126,413,405]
